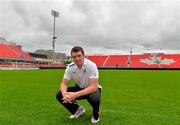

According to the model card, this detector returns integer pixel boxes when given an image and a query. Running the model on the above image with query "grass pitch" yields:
[0,69,180,125]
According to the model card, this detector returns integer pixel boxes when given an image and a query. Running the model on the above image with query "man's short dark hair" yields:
[71,46,84,55]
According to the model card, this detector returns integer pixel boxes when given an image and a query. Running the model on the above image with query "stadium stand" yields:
[8,45,33,60]
[85,56,108,67]
[0,37,179,69]
[0,44,20,59]
[0,42,33,61]
[105,55,128,68]
[86,54,180,69]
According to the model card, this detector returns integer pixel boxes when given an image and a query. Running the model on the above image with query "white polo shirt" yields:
[64,58,99,88]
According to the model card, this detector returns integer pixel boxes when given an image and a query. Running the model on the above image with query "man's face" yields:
[71,51,84,66]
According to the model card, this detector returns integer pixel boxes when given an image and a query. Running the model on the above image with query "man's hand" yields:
[62,92,78,103]
[62,93,72,103]
[62,92,68,99]
[68,92,78,101]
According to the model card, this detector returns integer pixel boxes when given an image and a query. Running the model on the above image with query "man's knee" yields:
[93,98,100,105]
[56,91,63,102]
[87,93,101,106]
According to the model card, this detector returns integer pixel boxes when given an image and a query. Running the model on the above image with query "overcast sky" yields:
[0,0,180,55]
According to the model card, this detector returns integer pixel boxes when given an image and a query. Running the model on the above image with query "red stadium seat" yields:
[86,56,108,67]
[0,43,33,61]
[87,54,180,68]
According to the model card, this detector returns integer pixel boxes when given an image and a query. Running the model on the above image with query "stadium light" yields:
[126,47,132,68]
[51,10,59,63]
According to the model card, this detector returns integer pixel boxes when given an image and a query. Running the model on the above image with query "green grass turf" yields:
[0,69,180,125]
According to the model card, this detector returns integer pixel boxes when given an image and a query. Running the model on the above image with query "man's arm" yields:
[68,78,98,101]
[60,78,69,98]
[76,78,98,97]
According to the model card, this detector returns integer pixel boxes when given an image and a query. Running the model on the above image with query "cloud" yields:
[0,0,180,55]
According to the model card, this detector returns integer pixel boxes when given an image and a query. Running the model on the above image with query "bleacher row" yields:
[0,43,33,61]
[0,43,180,69]
[86,54,180,68]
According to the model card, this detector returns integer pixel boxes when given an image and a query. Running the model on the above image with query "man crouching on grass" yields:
[56,46,102,123]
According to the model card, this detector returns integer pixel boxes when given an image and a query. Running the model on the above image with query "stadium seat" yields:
[0,43,33,61]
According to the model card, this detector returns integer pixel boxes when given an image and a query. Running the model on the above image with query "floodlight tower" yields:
[51,10,59,63]
[127,47,132,68]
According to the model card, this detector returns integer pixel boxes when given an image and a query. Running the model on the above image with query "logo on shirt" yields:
[82,67,86,73]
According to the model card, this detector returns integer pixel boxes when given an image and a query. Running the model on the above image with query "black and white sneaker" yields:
[91,116,100,123]
[69,106,85,119]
